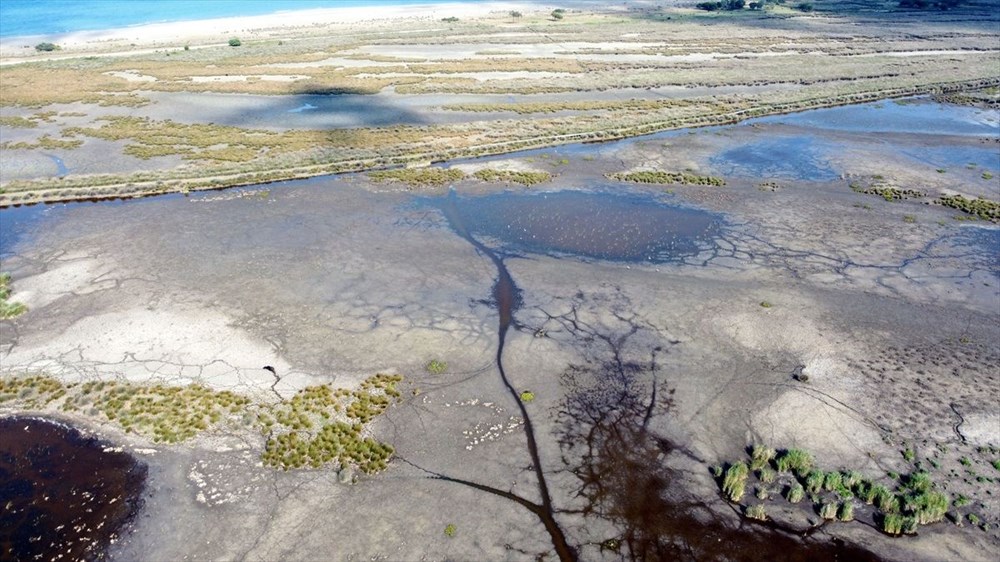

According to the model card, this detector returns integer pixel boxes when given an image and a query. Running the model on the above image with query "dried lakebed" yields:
[0,100,998,561]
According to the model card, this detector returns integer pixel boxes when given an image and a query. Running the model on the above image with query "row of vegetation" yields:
[715,445,959,535]
[695,0,771,11]
[938,194,1000,222]
[2,77,997,207]
[0,273,27,319]
[367,167,465,188]
[609,170,726,186]
[0,372,403,474]
[367,166,553,188]
[847,176,999,223]
[0,135,83,151]
[441,98,696,114]
[472,169,552,186]
[849,180,925,201]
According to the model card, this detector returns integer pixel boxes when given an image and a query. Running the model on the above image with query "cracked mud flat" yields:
[1,99,999,561]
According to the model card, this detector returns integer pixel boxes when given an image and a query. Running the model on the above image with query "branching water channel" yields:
[413,188,889,561]
[436,188,575,560]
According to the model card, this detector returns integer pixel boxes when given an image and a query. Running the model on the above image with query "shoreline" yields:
[0,2,546,58]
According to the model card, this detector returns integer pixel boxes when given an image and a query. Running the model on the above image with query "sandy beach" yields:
[0,1,546,58]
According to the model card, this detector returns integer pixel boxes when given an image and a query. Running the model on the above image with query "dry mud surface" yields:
[1,97,999,561]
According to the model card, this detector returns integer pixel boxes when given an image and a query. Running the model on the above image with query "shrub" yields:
[823,471,843,492]
[796,2,814,10]
[759,467,777,484]
[425,360,448,374]
[745,504,767,521]
[910,490,949,524]
[0,273,28,319]
[35,42,60,52]
[750,444,776,470]
[904,471,933,494]
[842,471,863,489]
[838,502,855,522]
[696,1,723,10]
[228,38,242,47]
[776,449,813,475]
[787,483,805,503]
[819,502,838,520]
[805,470,825,494]
[722,462,749,502]
[878,491,901,514]
[882,513,905,534]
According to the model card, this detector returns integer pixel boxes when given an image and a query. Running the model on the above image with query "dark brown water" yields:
[0,417,147,562]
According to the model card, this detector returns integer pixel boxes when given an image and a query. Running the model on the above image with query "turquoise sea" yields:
[0,0,484,38]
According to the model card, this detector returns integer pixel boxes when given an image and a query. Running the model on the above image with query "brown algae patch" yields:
[0,416,147,562]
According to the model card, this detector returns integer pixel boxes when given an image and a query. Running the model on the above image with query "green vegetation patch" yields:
[0,116,39,128]
[473,169,552,186]
[425,360,448,374]
[0,273,28,319]
[0,372,403,475]
[849,180,924,201]
[938,194,1000,222]
[714,443,951,536]
[262,374,402,472]
[1,135,83,151]
[609,170,726,186]
[368,167,465,188]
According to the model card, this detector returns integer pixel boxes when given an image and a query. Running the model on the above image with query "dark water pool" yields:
[428,190,722,263]
[0,417,147,562]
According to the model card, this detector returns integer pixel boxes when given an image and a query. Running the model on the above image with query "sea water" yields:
[0,0,485,38]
